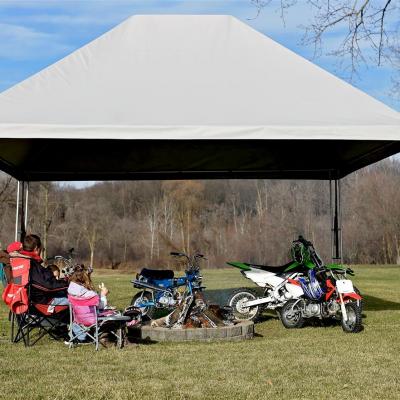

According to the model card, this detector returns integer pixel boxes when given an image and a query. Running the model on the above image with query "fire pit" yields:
[129,320,254,342]
[127,290,254,342]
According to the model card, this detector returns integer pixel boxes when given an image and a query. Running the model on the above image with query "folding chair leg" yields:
[26,322,30,347]
[10,312,15,343]
[117,326,125,349]
[13,314,29,346]
[95,323,99,351]
[117,328,122,349]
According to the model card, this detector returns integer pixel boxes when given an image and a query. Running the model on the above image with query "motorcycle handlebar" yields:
[298,235,313,247]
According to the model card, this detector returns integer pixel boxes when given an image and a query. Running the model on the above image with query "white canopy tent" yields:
[0,15,399,258]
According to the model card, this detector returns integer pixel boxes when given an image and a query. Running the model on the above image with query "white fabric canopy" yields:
[0,15,399,140]
[0,15,399,181]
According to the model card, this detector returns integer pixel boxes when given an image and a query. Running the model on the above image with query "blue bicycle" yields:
[130,252,205,319]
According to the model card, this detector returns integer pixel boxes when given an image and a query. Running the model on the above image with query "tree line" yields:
[1,158,399,270]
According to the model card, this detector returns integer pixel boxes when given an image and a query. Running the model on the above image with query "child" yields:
[68,266,108,305]
[48,264,60,280]
[67,266,109,342]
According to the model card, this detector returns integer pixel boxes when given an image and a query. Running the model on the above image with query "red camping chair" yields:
[3,255,69,346]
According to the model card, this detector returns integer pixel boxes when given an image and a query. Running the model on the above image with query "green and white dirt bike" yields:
[226,236,361,321]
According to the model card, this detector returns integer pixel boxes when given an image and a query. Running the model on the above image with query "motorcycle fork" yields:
[140,289,156,306]
[287,299,303,317]
[338,291,348,322]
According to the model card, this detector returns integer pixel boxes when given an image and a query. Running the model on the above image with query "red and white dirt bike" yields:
[280,265,363,333]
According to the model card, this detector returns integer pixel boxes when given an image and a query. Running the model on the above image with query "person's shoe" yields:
[64,338,92,346]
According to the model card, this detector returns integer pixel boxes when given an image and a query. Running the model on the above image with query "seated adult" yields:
[0,248,11,284]
[20,234,68,306]
[0,241,25,284]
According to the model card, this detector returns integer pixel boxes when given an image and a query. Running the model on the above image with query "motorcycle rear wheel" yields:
[341,301,362,333]
[280,299,305,329]
[131,291,155,320]
[228,288,261,322]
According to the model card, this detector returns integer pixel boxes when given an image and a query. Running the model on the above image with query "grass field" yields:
[1,266,399,400]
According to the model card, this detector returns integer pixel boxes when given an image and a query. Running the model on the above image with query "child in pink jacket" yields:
[67,266,109,342]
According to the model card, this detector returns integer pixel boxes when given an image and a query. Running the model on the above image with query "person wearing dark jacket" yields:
[0,249,11,284]
[1,241,29,284]
[21,234,68,305]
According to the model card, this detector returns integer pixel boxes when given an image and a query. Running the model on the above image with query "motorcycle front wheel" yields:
[353,286,363,312]
[131,291,155,320]
[341,301,362,333]
[227,288,260,322]
[280,299,305,329]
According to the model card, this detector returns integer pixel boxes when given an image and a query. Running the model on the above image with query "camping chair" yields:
[68,295,130,350]
[11,286,69,346]
[4,255,69,346]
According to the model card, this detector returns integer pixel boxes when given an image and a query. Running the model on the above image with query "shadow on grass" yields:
[362,294,400,311]
[201,288,398,333]
[204,288,258,306]
[204,288,400,312]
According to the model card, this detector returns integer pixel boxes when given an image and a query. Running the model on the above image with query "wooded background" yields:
[1,158,399,270]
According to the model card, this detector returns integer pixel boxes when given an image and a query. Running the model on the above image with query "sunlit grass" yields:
[0,266,399,400]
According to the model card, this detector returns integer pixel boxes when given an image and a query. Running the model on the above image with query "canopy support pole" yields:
[14,181,28,242]
[14,181,20,242]
[24,182,29,233]
[330,179,342,263]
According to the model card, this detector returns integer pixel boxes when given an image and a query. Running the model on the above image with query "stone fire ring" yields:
[130,321,254,342]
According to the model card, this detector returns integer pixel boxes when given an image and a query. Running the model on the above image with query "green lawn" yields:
[0,266,399,400]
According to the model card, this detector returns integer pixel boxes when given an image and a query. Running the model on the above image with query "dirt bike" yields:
[279,265,363,333]
[131,252,204,319]
[226,236,360,321]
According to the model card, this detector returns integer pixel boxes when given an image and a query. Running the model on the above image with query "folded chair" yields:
[3,254,69,346]
[68,295,130,350]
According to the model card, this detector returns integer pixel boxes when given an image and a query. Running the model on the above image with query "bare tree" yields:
[1,161,400,267]
[253,0,399,85]
[39,183,60,262]
[146,198,159,260]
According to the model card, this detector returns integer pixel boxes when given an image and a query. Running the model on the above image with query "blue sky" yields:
[0,0,399,112]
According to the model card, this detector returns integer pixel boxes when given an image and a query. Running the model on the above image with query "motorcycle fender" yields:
[243,269,285,288]
[285,283,304,298]
[341,292,362,302]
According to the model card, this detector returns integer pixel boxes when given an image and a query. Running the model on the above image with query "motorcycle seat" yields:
[249,261,295,274]
[139,268,175,280]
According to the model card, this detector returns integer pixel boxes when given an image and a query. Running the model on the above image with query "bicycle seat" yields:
[139,268,174,280]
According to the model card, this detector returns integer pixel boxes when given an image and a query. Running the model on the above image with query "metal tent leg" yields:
[14,181,20,242]
[14,180,29,242]
[24,182,29,232]
[20,181,26,242]
[330,179,342,263]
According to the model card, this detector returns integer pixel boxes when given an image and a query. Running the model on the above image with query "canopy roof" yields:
[0,15,399,181]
